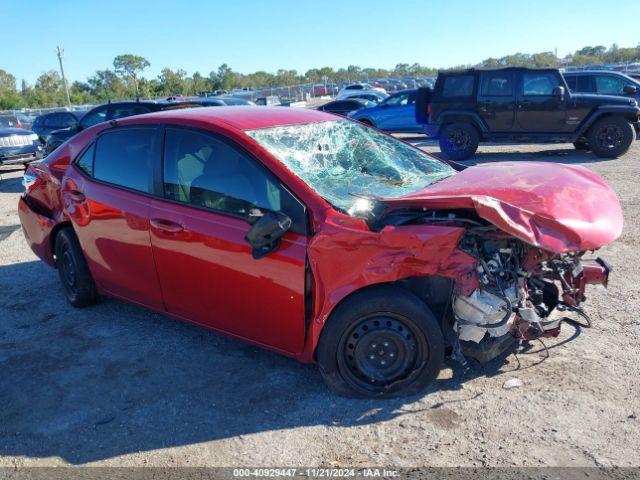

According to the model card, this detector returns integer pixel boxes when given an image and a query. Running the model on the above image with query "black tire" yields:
[316,286,444,398]
[54,227,100,308]
[358,118,375,127]
[586,116,635,158]
[438,122,480,161]
[573,140,590,151]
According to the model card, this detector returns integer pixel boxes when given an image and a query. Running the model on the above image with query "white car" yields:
[336,89,389,103]
[336,83,386,99]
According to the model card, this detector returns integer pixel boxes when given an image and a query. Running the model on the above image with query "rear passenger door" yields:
[515,71,567,132]
[478,71,516,131]
[63,127,165,310]
[148,127,309,354]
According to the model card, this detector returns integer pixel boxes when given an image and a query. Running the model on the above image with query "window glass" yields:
[163,128,290,219]
[385,93,410,106]
[523,73,559,95]
[74,143,95,175]
[110,105,151,120]
[61,113,79,128]
[480,73,513,96]
[80,107,108,128]
[577,76,595,93]
[0,115,19,127]
[442,75,474,97]
[43,114,63,128]
[93,129,155,192]
[565,76,577,91]
[596,76,627,94]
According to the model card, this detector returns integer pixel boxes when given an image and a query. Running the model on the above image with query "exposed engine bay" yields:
[370,206,613,364]
[453,226,611,362]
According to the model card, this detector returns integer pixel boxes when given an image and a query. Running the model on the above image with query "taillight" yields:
[17,120,23,128]
[427,103,432,115]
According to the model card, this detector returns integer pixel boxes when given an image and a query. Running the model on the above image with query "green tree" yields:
[0,69,23,109]
[113,54,150,99]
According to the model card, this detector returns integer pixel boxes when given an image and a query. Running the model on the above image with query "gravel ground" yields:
[0,140,638,468]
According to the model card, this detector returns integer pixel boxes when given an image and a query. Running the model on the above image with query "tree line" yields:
[1,44,639,110]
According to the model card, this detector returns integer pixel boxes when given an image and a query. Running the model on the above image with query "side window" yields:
[93,128,155,193]
[565,76,577,92]
[480,73,513,96]
[163,128,306,231]
[110,105,151,120]
[62,113,79,128]
[595,76,627,95]
[74,143,95,176]
[407,92,417,105]
[386,93,409,106]
[577,76,595,93]
[522,73,560,95]
[80,107,108,129]
[442,75,474,97]
[44,113,64,128]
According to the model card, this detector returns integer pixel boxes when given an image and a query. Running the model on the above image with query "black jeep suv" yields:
[417,67,640,160]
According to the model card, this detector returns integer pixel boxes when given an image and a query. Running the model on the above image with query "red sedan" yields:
[18,107,622,397]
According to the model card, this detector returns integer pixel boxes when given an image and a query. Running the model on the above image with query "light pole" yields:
[56,45,72,107]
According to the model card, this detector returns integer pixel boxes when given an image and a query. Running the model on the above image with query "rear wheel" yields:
[54,228,100,308]
[439,122,479,160]
[317,286,444,398]
[573,140,589,151]
[587,116,635,158]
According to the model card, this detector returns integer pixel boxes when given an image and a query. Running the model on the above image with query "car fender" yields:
[298,210,478,362]
[579,105,640,134]
[436,110,489,134]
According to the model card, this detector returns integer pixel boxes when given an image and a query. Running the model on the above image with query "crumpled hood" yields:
[386,162,623,254]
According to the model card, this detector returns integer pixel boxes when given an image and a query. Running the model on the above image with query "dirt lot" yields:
[0,140,639,468]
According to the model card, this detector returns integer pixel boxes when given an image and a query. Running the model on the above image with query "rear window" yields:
[93,128,155,193]
[442,75,474,97]
[0,115,19,128]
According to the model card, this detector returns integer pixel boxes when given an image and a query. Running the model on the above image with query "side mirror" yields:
[552,86,565,98]
[623,84,638,94]
[245,209,292,259]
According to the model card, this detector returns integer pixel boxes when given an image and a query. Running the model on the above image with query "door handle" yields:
[67,190,86,203]
[150,218,184,234]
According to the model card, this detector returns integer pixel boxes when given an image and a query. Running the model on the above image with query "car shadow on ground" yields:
[0,169,25,194]
[402,136,616,166]
[0,259,573,464]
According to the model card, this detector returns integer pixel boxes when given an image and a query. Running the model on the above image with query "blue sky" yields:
[2,0,639,84]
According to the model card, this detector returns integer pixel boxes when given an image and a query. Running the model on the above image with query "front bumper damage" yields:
[453,246,612,363]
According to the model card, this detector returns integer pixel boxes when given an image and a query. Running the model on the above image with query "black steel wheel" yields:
[54,228,100,308]
[317,286,444,398]
[439,122,479,161]
[573,140,589,151]
[587,116,635,158]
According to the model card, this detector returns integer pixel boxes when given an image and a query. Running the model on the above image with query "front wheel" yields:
[586,117,635,158]
[316,286,444,398]
[54,228,100,308]
[439,122,479,161]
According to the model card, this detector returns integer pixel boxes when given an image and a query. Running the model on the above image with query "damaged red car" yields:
[18,107,622,397]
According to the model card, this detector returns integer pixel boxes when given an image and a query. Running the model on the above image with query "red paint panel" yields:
[63,167,164,310]
[148,199,308,355]
[390,162,623,253]
[17,198,55,267]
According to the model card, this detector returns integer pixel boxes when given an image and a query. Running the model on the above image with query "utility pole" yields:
[56,45,71,107]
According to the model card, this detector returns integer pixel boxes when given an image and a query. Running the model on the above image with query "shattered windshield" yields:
[245,120,455,214]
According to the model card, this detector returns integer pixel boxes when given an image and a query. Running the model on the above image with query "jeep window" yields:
[245,120,455,215]
[442,75,474,97]
[523,73,560,96]
[480,73,513,96]
[595,76,627,95]
[80,107,108,129]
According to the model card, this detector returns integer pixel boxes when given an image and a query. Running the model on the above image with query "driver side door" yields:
[148,127,309,354]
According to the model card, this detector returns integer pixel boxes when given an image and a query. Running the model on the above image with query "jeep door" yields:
[477,71,516,131]
[148,126,309,354]
[515,71,568,132]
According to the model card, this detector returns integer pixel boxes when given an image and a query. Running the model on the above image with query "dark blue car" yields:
[349,89,422,133]
[563,71,640,104]
[0,127,43,166]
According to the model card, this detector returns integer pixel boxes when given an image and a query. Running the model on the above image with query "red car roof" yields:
[120,106,337,131]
